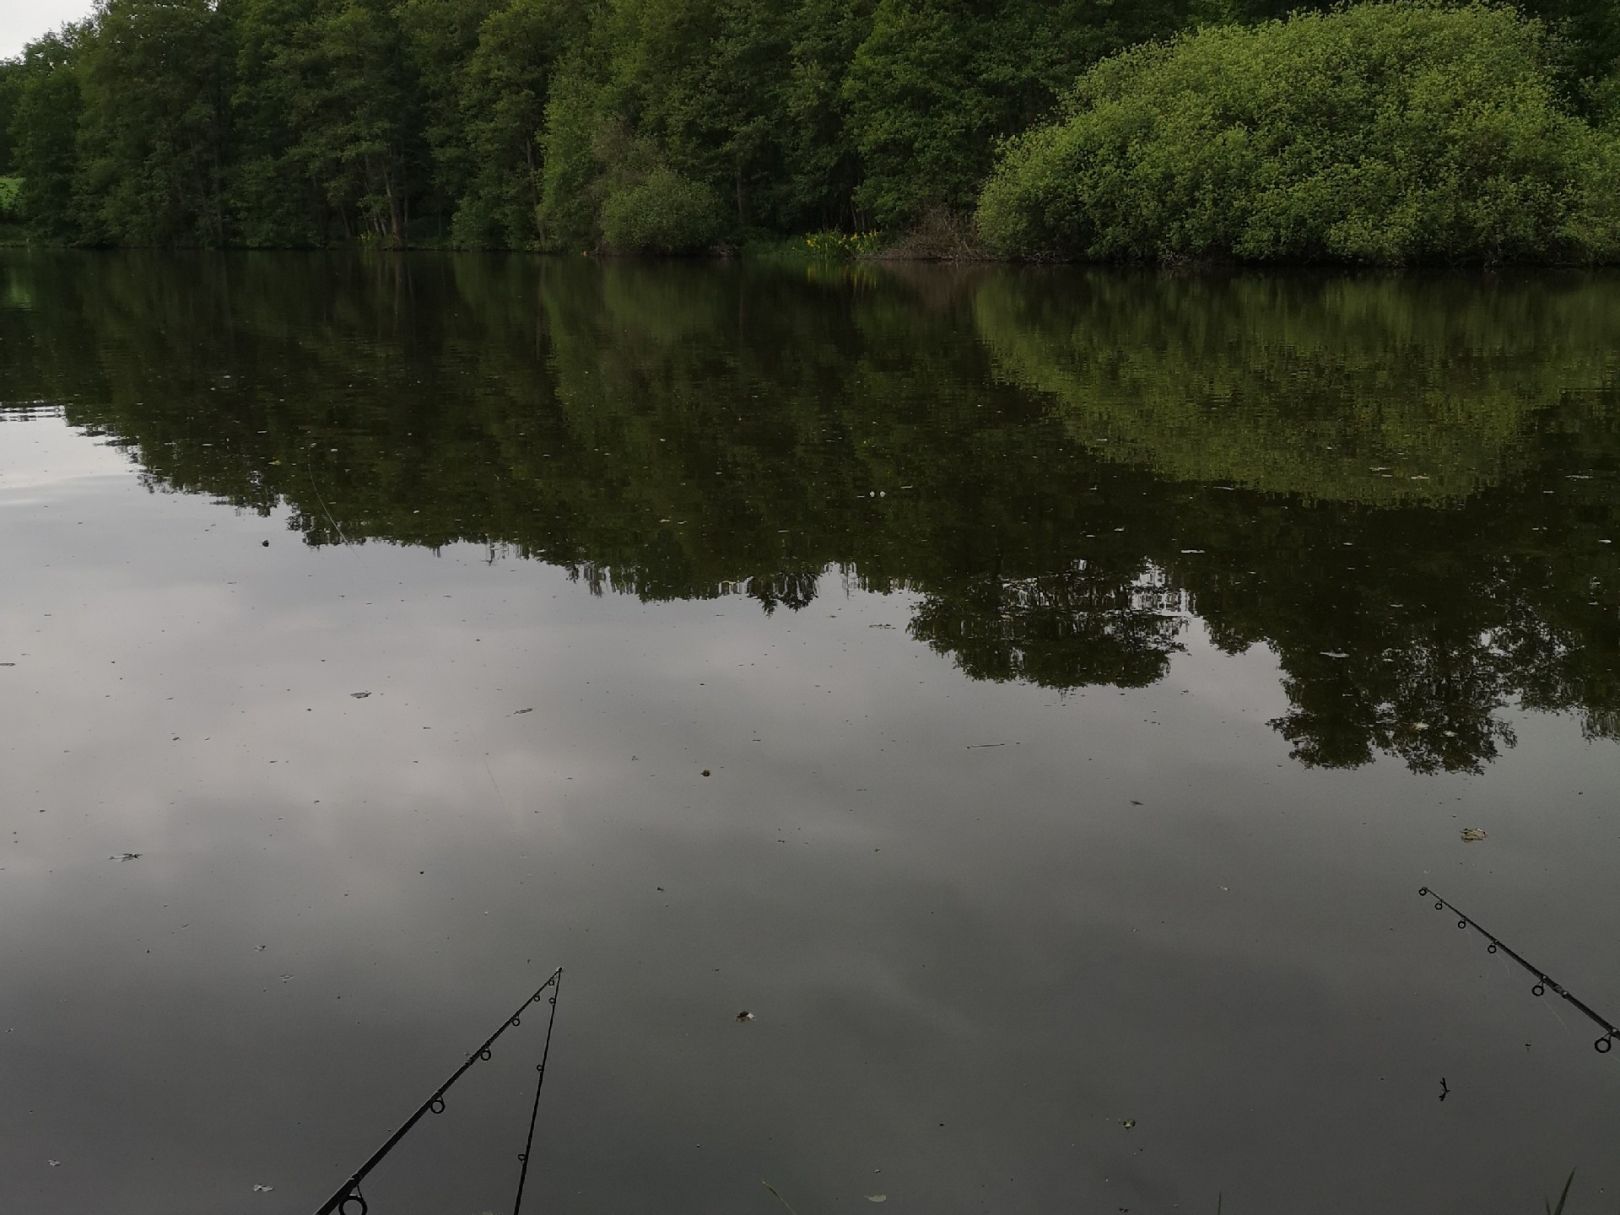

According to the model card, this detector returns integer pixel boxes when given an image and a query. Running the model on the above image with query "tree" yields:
[73,0,230,246]
[222,0,327,245]
[451,0,583,246]
[278,0,425,245]
[0,59,22,173]
[977,2,1620,263]
[11,30,85,241]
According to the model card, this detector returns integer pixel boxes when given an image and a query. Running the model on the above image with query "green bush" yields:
[977,2,1620,264]
[802,228,883,259]
[0,176,21,222]
[599,166,724,254]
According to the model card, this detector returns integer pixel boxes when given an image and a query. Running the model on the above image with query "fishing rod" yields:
[314,966,564,1215]
[1417,887,1617,1055]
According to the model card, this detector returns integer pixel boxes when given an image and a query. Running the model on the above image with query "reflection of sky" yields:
[0,409,131,493]
[2,415,1618,1214]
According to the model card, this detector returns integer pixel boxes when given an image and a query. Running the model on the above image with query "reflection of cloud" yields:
[5,306,1620,1212]
[0,410,132,494]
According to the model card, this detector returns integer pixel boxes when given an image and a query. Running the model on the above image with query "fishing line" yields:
[1417,887,1617,1054]
[305,448,348,545]
[313,966,564,1215]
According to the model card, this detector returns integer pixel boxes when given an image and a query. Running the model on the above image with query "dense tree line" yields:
[1,0,1617,255]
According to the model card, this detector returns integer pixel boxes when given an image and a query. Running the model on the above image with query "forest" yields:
[1,0,1618,260]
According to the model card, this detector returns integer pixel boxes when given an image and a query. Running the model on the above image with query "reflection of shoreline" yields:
[2,253,1617,774]
[975,271,1620,505]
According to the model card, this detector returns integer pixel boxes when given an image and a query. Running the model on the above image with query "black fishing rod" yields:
[314,966,564,1215]
[1417,887,1617,1054]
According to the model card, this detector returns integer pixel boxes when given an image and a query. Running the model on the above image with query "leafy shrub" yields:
[599,166,723,254]
[803,228,883,258]
[536,62,605,252]
[0,176,21,222]
[977,2,1620,264]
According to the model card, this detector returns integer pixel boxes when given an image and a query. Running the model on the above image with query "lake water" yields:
[1,251,1618,1214]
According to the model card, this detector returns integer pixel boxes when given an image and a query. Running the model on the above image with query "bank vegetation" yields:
[0,0,1616,262]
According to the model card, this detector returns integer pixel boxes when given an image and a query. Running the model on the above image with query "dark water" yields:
[1,251,1617,1214]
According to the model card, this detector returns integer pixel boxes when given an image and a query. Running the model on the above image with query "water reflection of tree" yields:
[909,567,1185,689]
[1,252,1616,774]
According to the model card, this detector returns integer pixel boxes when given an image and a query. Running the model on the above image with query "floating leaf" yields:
[866,1195,887,1204]
[736,1010,754,1022]
[1460,827,1488,843]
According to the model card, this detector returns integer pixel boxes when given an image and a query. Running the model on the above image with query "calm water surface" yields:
[1,252,1618,1214]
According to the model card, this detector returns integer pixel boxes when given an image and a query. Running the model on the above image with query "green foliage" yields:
[11,31,84,242]
[438,0,580,248]
[74,0,230,246]
[536,56,609,251]
[843,0,1210,227]
[802,228,881,258]
[0,61,20,173]
[0,176,20,221]
[978,3,1620,264]
[223,0,328,247]
[3,0,1620,255]
[600,165,724,253]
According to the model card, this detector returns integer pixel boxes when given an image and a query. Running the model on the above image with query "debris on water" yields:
[261,540,269,548]
[111,852,142,862]
[866,1195,887,1204]
[1319,651,1349,659]
[0,662,15,667]
[252,1183,275,1192]
[1460,827,1488,843]
[736,1010,754,1022]
[512,707,534,715]
[702,769,711,777]
[1179,548,1205,554]
[47,1159,61,1167]
[1122,1119,1136,1129]
[350,691,371,699]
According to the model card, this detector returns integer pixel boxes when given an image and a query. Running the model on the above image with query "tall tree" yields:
[11,30,86,241]
[0,59,22,173]
[73,0,230,246]
[222,0,326,245]
[452,0,583,246]
[280,0,425,245]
